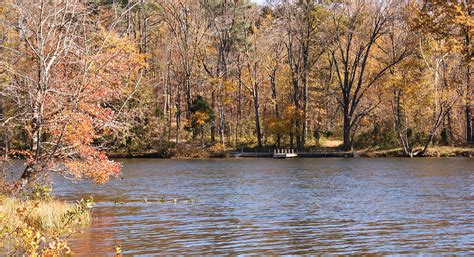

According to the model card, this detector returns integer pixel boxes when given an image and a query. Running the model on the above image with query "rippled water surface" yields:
[52,158,474,255]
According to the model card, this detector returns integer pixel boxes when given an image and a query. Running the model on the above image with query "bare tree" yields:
[329,0,409,151]
[162,0,208,137]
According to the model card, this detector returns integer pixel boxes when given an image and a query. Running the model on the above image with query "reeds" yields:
[0,195,91,255]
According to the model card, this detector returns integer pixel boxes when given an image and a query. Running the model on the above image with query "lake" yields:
[52,158,474,255]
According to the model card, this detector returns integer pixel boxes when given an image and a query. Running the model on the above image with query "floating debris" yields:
[114,245,122,256]
[156,197,195,204]
[113,197,195,205]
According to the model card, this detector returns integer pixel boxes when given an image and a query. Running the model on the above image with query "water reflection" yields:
[51,158,474,255]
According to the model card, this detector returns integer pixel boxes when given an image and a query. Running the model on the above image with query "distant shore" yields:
[4,146,472,160]
[107,146,474,159]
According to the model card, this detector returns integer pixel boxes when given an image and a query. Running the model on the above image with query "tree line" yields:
[0,0,472,188]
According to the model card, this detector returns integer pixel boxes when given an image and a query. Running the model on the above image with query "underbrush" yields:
[358,146,474,157]
[0,191,93,256]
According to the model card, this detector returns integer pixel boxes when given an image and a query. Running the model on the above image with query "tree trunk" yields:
[201,128,204,147]
[270,70,281,147]
[3,127,8,158]
[446,111,454,145]
[393,89,413,157]
[165,50,172,143]
[466,63,472,144]
[417,103,453,157]
[211,91,216,144]
[176,82,181,145]
[464,23,472,144]
[467,104,472,144]
[217,94,225,146]
[343,107,352,151]
[236,56,243,146]
[292,77,301,150]
[302,35,310,148]
[0,103,7,158]
[290,130,294,149]
[302,82,308,148]
[185,71,191,119]
[253,89,262,148]
[14,164,41,193]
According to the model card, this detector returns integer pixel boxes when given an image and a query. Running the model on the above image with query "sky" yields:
[252,0,267,5]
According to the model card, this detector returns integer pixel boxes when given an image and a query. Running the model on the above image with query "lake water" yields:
[52,158,474,255]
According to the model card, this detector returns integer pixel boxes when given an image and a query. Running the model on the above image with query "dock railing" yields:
[273,148,296,154]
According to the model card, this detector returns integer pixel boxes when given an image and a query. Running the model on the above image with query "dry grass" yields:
[320,138,343,148]
[425,146,474,157]
[0,196,90,231]
[358,146,474,157]
[0,195,91,255]
[358,147,405,157]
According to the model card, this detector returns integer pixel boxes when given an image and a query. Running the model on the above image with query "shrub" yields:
[0,196,93,256]
[24,184,53,202]
[209,143,227,158]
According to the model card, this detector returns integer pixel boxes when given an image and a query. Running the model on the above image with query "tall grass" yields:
[0,195,92,255]
[0,197,90,230]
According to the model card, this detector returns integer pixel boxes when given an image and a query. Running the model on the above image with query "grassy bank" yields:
[0,195,92,256]
[358,146,474,158]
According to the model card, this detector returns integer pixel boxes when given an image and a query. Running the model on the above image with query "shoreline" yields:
[4,146,472,160]
[107,146,474,159]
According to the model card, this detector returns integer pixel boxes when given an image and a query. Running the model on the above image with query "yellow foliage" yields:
[0,196,92,256]
[191,111,210,126]
[265,105,304,137]
[209,143,226,157]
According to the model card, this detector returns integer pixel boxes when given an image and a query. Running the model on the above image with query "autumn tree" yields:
[328,0,410,151]
[393,0,469,156]
[0,0,145,191]
[413,0,473,144]
[185,95,214,146]
[238,7,271,148]
[1,0,472,161]
[161,0,208,145]
[201,0,251,146]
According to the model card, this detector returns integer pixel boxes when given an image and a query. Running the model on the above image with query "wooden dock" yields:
[273,149,298,159]
[230,151,354,158]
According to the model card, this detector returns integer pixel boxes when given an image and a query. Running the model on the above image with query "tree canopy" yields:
[0,0,472,189]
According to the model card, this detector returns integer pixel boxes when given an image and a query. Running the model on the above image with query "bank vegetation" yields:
[0,0,472,188]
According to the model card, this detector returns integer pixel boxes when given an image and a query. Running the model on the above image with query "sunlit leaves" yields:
[1,1,146,186]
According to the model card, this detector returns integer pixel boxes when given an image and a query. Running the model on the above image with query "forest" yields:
[0,1,473,255]
[0,0,473,186]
